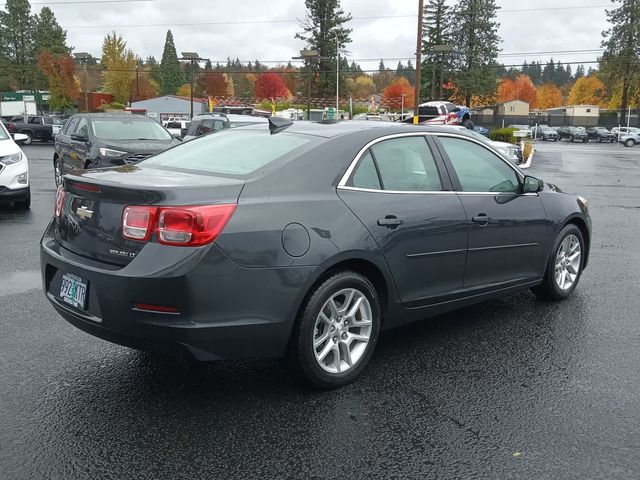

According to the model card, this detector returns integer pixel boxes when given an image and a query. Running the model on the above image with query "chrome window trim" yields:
[337,131,527,195]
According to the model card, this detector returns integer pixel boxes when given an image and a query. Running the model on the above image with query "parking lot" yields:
[1,140,639,479]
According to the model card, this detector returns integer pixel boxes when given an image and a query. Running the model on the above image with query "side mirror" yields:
[13,133,28,143]
[523,175,544,193]
[180,128,189,138]
[70,133,88,142]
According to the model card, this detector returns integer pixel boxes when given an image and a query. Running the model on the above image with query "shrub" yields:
[489,127,518,144]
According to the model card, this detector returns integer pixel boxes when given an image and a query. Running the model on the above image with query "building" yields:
[547,105,600,127]
[130,96,206,123]
[496,100,530,116]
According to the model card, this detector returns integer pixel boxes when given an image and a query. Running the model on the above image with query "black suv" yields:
[557,126,588,143]
[5,115,63,144]
[53,113,179,185]
[586,127,615,143]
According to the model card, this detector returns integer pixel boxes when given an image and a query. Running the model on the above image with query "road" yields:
[1,140,639,480]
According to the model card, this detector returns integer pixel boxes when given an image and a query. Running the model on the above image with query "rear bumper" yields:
[40,220,316,360]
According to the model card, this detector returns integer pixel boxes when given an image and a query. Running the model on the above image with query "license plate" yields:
[59,273,88,310]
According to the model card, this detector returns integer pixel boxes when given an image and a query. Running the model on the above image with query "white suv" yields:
[0,122,30,209]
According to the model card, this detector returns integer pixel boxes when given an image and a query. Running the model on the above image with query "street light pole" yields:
[179,52,206,119]
[336,35,339,115]
[74,52,91,112]
[293,49,328,120]
[413,0,424,124]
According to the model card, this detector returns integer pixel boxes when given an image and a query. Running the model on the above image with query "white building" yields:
[130,96,206,123]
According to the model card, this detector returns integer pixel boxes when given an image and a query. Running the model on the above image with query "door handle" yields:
[377,215,404,229]
[472,213,490,226]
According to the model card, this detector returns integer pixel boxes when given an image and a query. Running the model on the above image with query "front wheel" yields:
[21,132,33,145]
[287,271,381,388]
[624,139,635,147]
[532,224,585,301]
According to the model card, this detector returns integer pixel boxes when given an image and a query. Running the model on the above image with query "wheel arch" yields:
[564,216,590,268]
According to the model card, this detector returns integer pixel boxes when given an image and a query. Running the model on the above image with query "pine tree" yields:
[159,30,184,95]
[295,0,352,98]
[33,7,70,90]
[601,0,640,124]
[542,59,555,84]
[422,0,451,100]
[0,0,36,89]
[574,65,585,80]
[450,0,501,106]
[146,56,161,85]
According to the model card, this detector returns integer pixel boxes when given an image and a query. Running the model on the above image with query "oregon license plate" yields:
[59,273,88,309]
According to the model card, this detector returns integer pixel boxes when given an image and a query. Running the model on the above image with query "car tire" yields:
[532,224,585,301]
[21,131,33,145]
[569,135,574,142]
[286,271,381,389]
[598,137,602,143]
[14,187,31,210]
[624,139,635,147]
[54,157,63,186]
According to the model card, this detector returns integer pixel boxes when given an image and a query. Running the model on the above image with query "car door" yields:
[71,116,90,169]
[59,117,80,173]
[434,135,550,292]
[27,116,43,139]
[338,134,468,307]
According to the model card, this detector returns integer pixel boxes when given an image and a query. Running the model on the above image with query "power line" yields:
[0,0,153,4]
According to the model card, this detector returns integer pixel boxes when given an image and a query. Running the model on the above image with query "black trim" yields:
[468,242,540,252]
[406,248,466,258]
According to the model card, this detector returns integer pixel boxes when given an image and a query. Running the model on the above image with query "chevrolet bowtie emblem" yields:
[76,206,94,220]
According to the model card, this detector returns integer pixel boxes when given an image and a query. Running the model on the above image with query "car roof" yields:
[239,120,482,139]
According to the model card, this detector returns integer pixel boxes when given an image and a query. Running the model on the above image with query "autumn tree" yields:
[254,72,291,99]
[382,77,415,111]
[235,73,257,98]
[199,70,228,97]
[567,75,607,106]
[497,74,536,108]
[32,7,70,89]
[37,52,78,110]
[536,83,563,110]
[296,0,352,97]
[372,60,395,93]
[450,0,501,106]
[101,32,136,104]
[159,30,184,95]
[346,75,375,98]
[133,74,159,101]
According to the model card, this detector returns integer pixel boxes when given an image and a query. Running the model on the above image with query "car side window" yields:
[371,136,443,192]
[28,117,42,124]
[75,117,88,136]
[350,151,381,190]
[439,137,520,193]
[65,118,80,135]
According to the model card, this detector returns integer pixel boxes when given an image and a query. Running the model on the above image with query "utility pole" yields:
[336,35,340,116]
[179,52,206,119]
[74,52,91,112]
[293,49,328,120]
[413,0,424,124]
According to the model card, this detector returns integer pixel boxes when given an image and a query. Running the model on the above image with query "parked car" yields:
[586,127,615,143]
[5,115,63,144]
[557,126,588,142]
[446,125,521,165]
[507,124,531,137]
[165,120,190,139]
[611,126,640,136]
[537,126,559,141]
[473,125,490,136]
[42,120,591,388]
[182,113,268,141]
[0,122,30,209]
[415,101,460,125]
[53,113,180,186]
[620,132,640,147]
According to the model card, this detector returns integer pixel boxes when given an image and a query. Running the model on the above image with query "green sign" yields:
[327,107,335,120]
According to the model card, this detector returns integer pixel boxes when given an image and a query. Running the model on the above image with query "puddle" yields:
[0,271,41,296]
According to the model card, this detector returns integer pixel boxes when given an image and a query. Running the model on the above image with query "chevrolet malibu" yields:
[41,120,591,388]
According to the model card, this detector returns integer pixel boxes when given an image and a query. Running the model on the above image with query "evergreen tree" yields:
[450,0,501,106]
[159,30,184,95]
[542,59,555,84]
[421,0,451,100]
[601,0,640,124]
[34,7,69,56]
[574,64,585,80]
[296,0,352,98]
[146,56,161,85]
[0,0,36,89]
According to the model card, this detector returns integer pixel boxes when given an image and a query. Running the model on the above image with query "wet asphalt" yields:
[1,140,639,480]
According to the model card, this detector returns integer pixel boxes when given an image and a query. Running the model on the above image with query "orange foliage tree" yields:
[199,71,228,97]
[382,77,414,111]
[254,72,291,99]
[567,76,607,106]
[498,74,537,108]
[536,83,563,110]
[38,52,79,110]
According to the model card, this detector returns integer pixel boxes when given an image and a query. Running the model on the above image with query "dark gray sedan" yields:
[41,121,591,388]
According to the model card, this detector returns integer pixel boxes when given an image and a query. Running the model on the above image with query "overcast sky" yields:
[26,0,611,71]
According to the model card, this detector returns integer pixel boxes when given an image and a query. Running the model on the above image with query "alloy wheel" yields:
[555,234,581,291]
[313,288,373,374]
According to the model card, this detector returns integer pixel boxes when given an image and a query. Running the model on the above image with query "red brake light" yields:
[55,186,65,218]
[123,206,156,241]
[122,204,236,246]
[6,123,15,133]
[73,182,102,193]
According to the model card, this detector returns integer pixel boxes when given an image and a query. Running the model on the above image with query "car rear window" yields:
[142,129,314,176]
[418,106,441,116]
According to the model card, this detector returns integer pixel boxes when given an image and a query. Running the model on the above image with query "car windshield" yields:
[92,118,172,140]
[142,129,316,176]
[43,117,63,125]
[0,123,9,140]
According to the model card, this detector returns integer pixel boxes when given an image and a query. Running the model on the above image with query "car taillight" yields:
[122,204,236,246]
[6,123,15,133]
[122,206,156,241]
[55,186,65,218]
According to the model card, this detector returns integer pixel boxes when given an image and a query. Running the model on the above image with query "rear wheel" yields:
[624,139,635,147]
[287,271,381,388]
[532,224,584,301]
[21,131,33,145]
